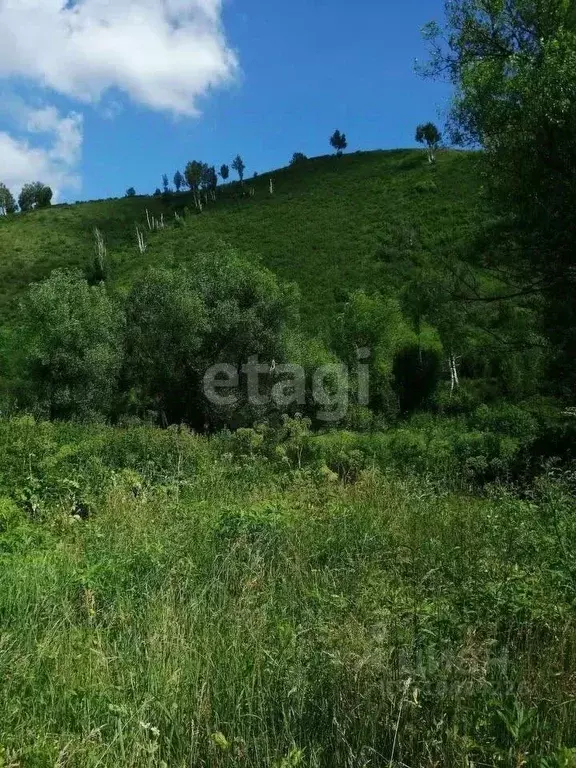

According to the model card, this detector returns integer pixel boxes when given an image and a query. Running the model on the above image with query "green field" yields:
[0,418,575,767]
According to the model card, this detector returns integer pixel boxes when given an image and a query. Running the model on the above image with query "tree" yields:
[173,170,184,192]
[0,183,17,215]
[153,188,162,197]
[35,183,53,208]
[415,122,442,163]
[220,164,230,181]
[290,152,308,166]
[18,182,52,212]
[162,174,170,194]
[126,187,136,197]
[18,185,35,212]
[330,130,347,157]
[231,155,246,183]
[124,246,299,430]
[184,161,204,199]
[423,0,576,394]
[13,270,123,421]
[201,165,218,193]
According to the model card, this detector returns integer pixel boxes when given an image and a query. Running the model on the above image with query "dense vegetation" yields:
[1,418,575,766]
[0,0,574,763]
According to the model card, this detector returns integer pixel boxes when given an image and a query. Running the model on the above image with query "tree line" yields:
[0,182,53,215]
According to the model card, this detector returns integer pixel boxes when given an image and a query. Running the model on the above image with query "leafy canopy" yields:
[13,270,123,421]
[423,0,576,393]
[18,182,53,212]
[330,130,348,156]
[231,155,246,182]
[0,183,17,215]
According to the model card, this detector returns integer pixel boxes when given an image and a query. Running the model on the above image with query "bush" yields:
[290,152,308,166]
[414,180,438,193]
[124,248,300,430]
[11,270,124,421]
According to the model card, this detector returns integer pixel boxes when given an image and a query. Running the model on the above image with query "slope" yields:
[0,149,481,332]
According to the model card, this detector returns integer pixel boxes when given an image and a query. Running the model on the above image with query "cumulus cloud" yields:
[0,0,238,115]
[0,106,83,200]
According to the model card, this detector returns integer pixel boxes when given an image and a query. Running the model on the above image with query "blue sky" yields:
[0,0,451,203]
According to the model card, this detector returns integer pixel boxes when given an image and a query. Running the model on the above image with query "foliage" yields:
[329,130,347,156]
[232,154,246,182]
[415,121,442,162]
[201,164,218,192]
[173,170,184,192]
[11,270,124,421]
[0,149,552,421]
[0,183,17,215]
[219,163,230,181]
[184,160,204,195]
[18,182,53,212]
[123,247,300,429]
[290,152,308,165]
[0,417,574,765]
[0,150,481,336]
[423,0,576,393]
[125,187,136,197]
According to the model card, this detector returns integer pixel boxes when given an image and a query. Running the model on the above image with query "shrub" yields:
[12,270,124,421]
[290,152,308,166]
[414,180,438,193]
[124,248,300,430]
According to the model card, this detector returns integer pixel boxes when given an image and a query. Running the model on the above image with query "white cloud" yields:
[0,106,83,200]
[0,0,238,116]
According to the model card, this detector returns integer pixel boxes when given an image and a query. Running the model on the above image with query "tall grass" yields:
[0,434,575,766]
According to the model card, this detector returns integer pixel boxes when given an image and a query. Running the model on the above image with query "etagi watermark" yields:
[203,348,370,422]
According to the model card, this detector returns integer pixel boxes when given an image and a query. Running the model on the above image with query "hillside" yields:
[0,149,481,331]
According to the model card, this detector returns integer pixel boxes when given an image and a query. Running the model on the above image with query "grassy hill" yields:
[0,149,481,331]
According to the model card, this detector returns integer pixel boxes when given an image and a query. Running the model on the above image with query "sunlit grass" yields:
[0,446,575,766]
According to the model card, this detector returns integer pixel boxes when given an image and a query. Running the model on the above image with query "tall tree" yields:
[125,187,136,198]
[0,183,17,215]
[184,160,204,199]
[162,174,170,194]
[330,130,348,156]
[200,165,218,197]
[231,155,245,184]
[415,122,442,163]
[423,0,576,393]
[220,164,230,181]
[173,170,184,192]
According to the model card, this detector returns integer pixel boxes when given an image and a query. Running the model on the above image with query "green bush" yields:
[414,179,438,193]
[11,270,123,421]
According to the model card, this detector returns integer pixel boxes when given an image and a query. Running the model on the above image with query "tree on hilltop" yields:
[19,182,53,212]
[231,155,246,184]
[415,122,442,163]
[330,130,347,157]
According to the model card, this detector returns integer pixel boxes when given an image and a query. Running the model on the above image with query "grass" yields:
[0,418,575,766]
[0,150,481,332]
